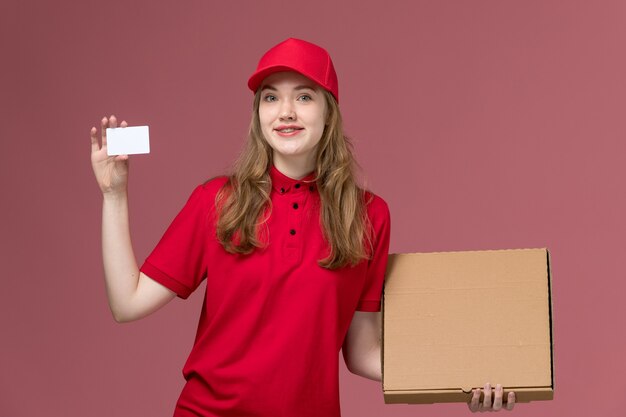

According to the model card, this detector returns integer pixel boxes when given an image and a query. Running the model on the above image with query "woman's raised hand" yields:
[468,383,515,412]
[90,115,129,195]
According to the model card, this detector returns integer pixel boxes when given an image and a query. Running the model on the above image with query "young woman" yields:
[90,38,514,416]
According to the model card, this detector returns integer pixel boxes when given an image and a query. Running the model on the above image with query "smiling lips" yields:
[274,125,304,136]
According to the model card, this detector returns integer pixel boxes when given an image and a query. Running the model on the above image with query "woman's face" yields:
[258,71,327,173]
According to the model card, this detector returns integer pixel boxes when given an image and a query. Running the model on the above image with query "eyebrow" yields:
[260,84,317,92]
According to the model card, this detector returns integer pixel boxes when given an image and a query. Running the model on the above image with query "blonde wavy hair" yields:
[213,87,374,269]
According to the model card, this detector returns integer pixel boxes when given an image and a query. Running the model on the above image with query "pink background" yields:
[2,0,624,416]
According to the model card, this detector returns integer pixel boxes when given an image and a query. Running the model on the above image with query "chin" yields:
[271,142,306,154]
[275,150,306,158]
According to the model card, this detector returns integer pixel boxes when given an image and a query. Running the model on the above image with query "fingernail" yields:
[496,384,502,390]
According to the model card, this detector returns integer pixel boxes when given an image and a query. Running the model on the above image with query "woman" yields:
[90,38,514,416]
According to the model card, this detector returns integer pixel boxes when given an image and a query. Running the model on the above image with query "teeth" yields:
[279,128,296,133]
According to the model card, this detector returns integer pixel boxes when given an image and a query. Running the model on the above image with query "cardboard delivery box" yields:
[382,248,554,404]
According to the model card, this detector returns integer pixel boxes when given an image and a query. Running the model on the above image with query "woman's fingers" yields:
[120,120,127,128]
[90,126,100,152]
[468,388,481,412]
[101,116,108,147]
[482,382,492,409]
[467,383,514,412]
[99,115,123,148]
[492,384,503,410]
[506,392,515,411]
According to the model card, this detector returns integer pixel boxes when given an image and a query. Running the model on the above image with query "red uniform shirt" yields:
[140,165,391,417]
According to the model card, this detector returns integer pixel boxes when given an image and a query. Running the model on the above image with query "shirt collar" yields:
[269,164,317,195]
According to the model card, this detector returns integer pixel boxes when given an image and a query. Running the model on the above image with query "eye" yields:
[263,94,277,102]
[298,94,312,102]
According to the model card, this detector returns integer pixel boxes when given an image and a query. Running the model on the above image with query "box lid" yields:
[382,248,553,403]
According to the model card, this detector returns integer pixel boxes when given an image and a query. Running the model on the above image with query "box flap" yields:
[383,248,553,402]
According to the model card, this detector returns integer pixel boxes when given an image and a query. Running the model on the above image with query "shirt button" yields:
[309,185,314,191]
[295,183,301,189]
[280,187,285,194]
[293,203,299,209]
[290,229,296,235]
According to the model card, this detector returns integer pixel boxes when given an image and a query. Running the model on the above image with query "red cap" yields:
[248,38,339,103]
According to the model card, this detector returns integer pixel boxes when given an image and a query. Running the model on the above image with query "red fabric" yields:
[140,165,391,417]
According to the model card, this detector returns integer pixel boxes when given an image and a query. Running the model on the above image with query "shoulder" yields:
[363,189,390,221]
[362,189,391,240]
[182,175,229,211]
[362,190,391,256]
[200,175,230,197]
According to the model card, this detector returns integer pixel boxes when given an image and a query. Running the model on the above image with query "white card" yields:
[106,126,150,156]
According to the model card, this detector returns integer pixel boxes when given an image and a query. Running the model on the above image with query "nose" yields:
[279,100,296,121]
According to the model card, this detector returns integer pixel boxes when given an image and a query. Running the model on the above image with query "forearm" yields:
[101,191,140,321]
